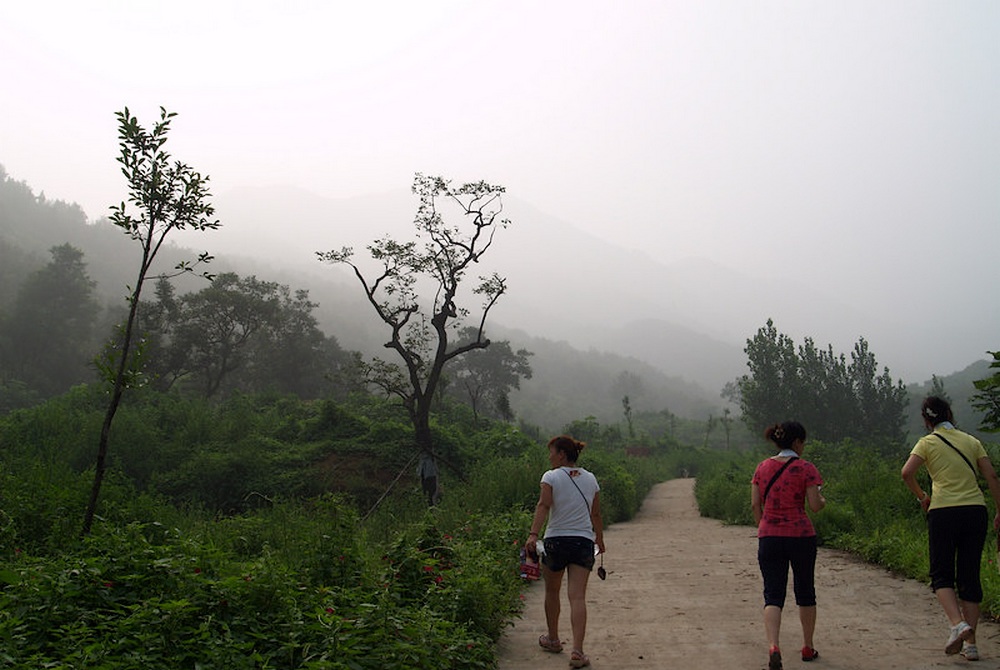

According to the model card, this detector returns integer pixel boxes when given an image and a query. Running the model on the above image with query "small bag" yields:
[519,546,540,581]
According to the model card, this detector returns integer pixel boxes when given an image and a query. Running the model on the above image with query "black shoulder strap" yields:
[762,456,798,505]
[934,433,978,477]
[563,469,592,515]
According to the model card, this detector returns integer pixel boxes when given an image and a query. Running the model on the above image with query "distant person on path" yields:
[525,435,605,669]
[417,451,440,506]
[751,421,826,670]
[901,396,1000,660]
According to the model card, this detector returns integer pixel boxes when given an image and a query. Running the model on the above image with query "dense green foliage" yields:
[726,319,909,446]
[0,387,697,667]
[139,274,356,399]
[695,437,1000,617]
[972,351,1000,432]
[0,244,100,396]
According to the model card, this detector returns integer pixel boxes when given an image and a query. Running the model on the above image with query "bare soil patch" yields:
[498,478,999,670]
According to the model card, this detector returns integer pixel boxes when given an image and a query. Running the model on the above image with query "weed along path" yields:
[497,477,1000,670]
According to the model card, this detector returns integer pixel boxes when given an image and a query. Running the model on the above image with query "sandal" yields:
[802,646,819,661]
[539,634,563,653]
[570,649,590,668]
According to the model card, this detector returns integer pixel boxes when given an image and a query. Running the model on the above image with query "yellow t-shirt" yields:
[911,427,987,509]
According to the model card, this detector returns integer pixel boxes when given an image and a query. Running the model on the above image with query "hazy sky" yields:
[2,1,998,380]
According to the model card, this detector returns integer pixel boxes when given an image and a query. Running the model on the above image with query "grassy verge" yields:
[694,438,1000,618]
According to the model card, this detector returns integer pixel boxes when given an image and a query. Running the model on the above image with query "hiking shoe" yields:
[801,646,819,661]
[962,642,980,661]
[946,621,973,655]
[768,646,782,670]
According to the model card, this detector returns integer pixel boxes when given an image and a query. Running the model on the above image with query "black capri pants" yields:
[758,535,818,609]
[927,504,988,602]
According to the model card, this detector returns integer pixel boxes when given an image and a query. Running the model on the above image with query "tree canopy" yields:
[971,351,1000,432]
[0,244,98,396]
[726,319,908,446]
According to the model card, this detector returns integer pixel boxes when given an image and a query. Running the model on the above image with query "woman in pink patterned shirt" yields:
[751,421,826,670]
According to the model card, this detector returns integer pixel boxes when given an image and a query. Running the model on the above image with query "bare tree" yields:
[317,174,509,462]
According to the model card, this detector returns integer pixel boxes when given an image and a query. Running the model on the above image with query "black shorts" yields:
[542,536,595,572]
[758,535,818,608]
[927,505,987,602]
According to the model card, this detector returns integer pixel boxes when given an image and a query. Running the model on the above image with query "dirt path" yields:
[497,478,1000,670]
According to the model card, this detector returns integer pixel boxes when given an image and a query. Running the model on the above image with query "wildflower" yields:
[325,607,335,614]
[194,567,202,574]
[423,565,434,572]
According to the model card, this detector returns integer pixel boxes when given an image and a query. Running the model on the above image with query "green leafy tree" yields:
[142,273,350,398]
[170,273,283,397]
[971,351,1000,432]
[731,319,908,444]
[848,337,908,441]
[449,327,533,422]
[317,174,510,461]
[731,319,799,433]
[930,374,951,403]
[84,107,219,535]
[0,244,98,396]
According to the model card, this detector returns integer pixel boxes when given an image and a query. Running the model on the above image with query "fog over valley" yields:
[199,183,990,391]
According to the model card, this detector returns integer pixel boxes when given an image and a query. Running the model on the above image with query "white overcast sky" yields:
[2,1,998,380]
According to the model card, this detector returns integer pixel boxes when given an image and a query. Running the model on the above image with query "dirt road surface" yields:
[497,478,1000,670]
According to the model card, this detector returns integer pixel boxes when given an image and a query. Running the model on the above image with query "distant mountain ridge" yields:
[2,170,992,432]
[206,185,909,392]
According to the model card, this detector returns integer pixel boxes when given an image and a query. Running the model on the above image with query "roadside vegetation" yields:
[695,435,1000,618]
[0,387,708,668]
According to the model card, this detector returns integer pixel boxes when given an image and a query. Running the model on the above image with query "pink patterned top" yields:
[752,457,823,538]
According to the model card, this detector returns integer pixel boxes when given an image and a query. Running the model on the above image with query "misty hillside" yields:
[0,168,730,430]
[3,167,993,433]
[202,184,874,394]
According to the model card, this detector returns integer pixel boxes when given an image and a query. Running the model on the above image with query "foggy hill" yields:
[0,170,729,429]
[206,184,895,394]
[3,170,992,432]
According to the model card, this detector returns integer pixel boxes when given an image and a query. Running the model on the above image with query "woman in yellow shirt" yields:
[901,396,1000,660]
